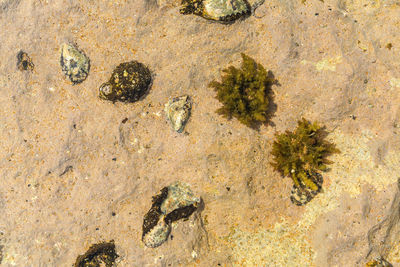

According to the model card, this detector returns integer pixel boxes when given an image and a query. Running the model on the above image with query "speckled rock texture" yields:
[1,0,400,266]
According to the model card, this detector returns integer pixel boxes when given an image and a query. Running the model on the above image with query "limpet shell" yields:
[99,61,152,103]
[290,171,323,206]
[164,95,192,133]
[180,0,250,23]
[142,182,200,248]
[142,216,171,248]
[60,43,90,84]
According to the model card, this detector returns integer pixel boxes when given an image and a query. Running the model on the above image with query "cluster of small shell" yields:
[58,43,191,132]
[19,42,198,251]
[142,182,200,248]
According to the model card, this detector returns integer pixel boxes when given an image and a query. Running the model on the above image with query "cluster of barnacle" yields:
[16,0,344,263]
[58,42,193,134]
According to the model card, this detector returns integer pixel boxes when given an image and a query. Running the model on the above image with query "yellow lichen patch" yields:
[225,182,343,265]
[329,129,399,196]
[388,244,400,264]
[340,0,381,13]
[1,249,24,266]
[203,183,222,197]
[357,40,369,52]
[227,219,314,266]
[301,56,342,72]
[315,56,342,71]
[390,78,400,88]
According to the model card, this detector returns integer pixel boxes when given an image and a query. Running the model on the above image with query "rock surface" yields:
[1,0,400,266]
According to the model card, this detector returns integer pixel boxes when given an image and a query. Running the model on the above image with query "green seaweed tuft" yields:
[271,118,340,191]
[209,53,276,129]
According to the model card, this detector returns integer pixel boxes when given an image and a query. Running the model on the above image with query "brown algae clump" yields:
[60,43,90,84]
[142,182,200,248]
[180,0,250,23]
[99,61,152,103]
[17,51,34,71]
[209,53,276,129]
[271,118,340,205]
[74,241,118,267]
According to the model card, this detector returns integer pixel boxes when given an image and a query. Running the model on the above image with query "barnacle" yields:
[271,118,340,205]
[209,53,276,129]
[74,241,118,267]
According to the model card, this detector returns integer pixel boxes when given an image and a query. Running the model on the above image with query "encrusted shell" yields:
[160,182,200,214]
[142,182,200,248]
[99,61,152,103]
[142,216,171,248]
[180,0,250,23]
[74,241,118,267]
[164,95,192,133]
[290,171,323,206]
[60,43,90,84]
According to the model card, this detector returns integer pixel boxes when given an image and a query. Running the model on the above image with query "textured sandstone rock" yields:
[1,0,400,266]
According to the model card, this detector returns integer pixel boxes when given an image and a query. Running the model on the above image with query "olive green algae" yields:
[271,118,340,205]
[209,53,276,129]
